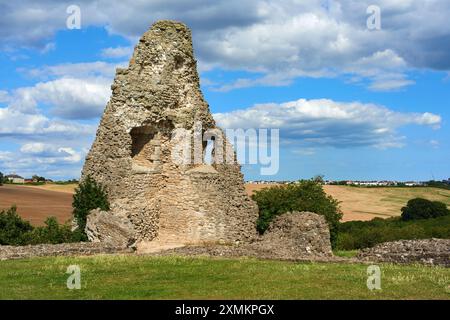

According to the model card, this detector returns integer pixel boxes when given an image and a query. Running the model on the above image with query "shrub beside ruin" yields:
[0,206,83,245]
[72,175,110,240]
[252,180,342,247]
[336,214,450,250]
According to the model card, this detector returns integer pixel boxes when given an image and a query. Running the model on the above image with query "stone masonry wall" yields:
[357,238,450,267]
[81,21,258,247]
[0,243,132,261]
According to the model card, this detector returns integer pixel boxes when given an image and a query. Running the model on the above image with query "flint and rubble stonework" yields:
[0,243,132,261]
[145,212,334,261]
[357,238,450,267]
[82,21,258,246]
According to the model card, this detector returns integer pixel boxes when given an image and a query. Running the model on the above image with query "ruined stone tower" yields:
[82,21,258,248]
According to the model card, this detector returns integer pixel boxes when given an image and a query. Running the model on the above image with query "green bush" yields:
[252,179,342,247]
[72,176,109,239]
[336,214,450,250]
[0,206,34,245]
[26,217,84,244]
[401,198,450,221]
[0,206,82,245]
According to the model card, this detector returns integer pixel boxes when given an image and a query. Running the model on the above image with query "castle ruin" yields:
[82,21,258,248]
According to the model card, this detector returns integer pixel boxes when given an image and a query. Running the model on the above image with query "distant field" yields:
[1,183,449,225]
[245,184,450,222]
[24,183,77,194]
[0,255,448,299]
[0,184,73,226]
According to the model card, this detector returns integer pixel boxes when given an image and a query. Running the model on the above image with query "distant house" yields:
[5,174,25,184]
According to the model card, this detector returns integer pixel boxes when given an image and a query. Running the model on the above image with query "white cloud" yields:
[214,98,441,149]
[0,108,91,178]
[0,106,95,138]
[429,139,439,149]
[20,61,126,80]
[101,46,133,59]
[0,61,114,177]
[0,90,10,103]
[40,42,55,54]
[7,77,111,119]
[20,143,81,163]
[11,62,127,119]
[0,143,85,179]
[1,1,450,91]
[368,78,415,91]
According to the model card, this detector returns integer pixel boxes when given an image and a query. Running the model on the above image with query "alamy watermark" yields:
[367,5,381,30]
[66,265,81,290]
[170,122,279,176]
[366,265,381,290]
[66,5,81,30]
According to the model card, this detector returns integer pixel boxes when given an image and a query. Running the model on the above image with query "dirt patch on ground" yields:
[0,185,73,226]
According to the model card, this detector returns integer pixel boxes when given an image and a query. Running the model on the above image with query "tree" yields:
[0,206,34,245]
[28,217,78,244]
[401,198,450,221]
[72,176,110,239]
[0,172,3,186]
[252,179,343,247]
[32,175,46,182]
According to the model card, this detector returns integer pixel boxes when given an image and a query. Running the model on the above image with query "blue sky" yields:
[0,0,449,181]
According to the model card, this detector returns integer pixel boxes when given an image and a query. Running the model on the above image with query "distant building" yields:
[5,174,25,184]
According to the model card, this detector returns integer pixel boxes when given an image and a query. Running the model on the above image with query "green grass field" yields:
[0,255,448,299]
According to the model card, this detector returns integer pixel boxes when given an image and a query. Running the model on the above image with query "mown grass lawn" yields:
[0,255,448,299]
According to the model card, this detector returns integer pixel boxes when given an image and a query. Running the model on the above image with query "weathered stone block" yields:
[253,212,333,258]
[86,209,136,248]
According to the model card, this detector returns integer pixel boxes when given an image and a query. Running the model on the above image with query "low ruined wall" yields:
[0,242,133,261]
[253,211,333,258]
[357,238,450,267]
[145,212,335,261]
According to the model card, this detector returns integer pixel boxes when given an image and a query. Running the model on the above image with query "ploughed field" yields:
[1,183,449,225]
[0,184,73,225]
[0,255,448,299]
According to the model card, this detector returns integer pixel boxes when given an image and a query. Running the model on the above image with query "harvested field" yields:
[0,184,73,226]
[1,183,449,226]
[245,184,450,222]
[24,183,77,194]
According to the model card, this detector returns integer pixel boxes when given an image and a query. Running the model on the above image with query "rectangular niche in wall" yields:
[130,126,161,172]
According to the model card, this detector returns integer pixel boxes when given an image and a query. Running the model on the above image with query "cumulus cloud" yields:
[0,105,95,138]
[0,142,85,179]
[7,76,111,119]
[101,46,134,59]
[20,61,126,80]
[11,61,127,119]
[0,60,117,177]
[20,142,81,163]
[214,98,441,149]
[0,105,92,178]
[1,0,450,90]
[0,90,10,103]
